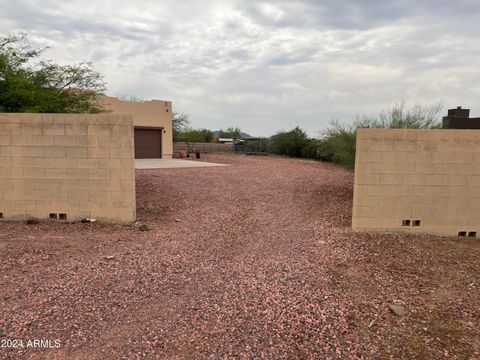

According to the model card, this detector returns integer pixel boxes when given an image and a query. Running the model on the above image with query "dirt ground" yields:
[1,154,479,359]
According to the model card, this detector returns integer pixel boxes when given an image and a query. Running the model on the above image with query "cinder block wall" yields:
[353,128,480,237]
[0,113,136,223]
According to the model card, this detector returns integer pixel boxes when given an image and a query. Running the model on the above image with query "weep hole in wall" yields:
[49,213,68,221]
[402,219,422,227]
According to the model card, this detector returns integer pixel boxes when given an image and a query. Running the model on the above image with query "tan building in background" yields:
[0,113,136,223]
[101,96,173,159]
[353,128,480,237]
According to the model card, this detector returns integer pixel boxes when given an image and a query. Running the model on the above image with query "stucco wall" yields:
[353,128,480,237]
[0,113,136,223]
[101,96,173,158]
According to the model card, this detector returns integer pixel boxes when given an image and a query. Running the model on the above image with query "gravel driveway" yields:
[1,154,479,359]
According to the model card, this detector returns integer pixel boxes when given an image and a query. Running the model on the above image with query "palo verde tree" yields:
[219,127,241,138]
[317,102,443,169]
[172,112,191,141]
[173,112,214,143]
[0,33,106,113]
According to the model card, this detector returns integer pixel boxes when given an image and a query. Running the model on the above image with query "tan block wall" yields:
[0,113,136,223]
[353,128,480,237]
[100,96,173,158]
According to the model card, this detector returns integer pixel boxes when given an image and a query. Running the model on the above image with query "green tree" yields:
[219,127,241,138]
[0,33,105,113]
[269,126,308,157]
[181,128,214,143]
[200,128,214,143]
[172,112,191,141]
[173,112,214,143]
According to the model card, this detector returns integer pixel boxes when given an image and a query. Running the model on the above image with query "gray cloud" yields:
[1,0,480,136]
[238,1,480,30]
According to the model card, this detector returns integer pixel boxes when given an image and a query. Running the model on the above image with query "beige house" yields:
[101,96,173,159]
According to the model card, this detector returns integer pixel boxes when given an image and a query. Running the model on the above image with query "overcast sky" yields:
[2,0,480,136]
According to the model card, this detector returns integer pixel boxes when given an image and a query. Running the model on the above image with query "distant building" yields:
[442,106,480,129]
[213,131,256,141]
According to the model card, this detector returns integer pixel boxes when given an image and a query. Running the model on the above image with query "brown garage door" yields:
[134,128,162,158]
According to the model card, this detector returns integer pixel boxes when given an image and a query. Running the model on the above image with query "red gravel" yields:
[1,154,479,359]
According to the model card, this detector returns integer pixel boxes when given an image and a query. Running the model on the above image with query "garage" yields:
[134,127,163,158]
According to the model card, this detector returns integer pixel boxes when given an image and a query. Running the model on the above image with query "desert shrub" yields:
[318,103,443,169]
[301,139,323,159]
[270,126,308,157]
[317,121,357,168]
[357,103,443,129]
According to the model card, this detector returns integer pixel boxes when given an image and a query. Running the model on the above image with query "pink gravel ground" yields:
[0,154,479,359]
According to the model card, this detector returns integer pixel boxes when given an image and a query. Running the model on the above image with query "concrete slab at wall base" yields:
[352,128,480,237]
[135,159,227,169]
[0,113,136,223]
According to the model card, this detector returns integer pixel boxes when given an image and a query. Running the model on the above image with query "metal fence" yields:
[233,139,270,154]
[174,140,271,157]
